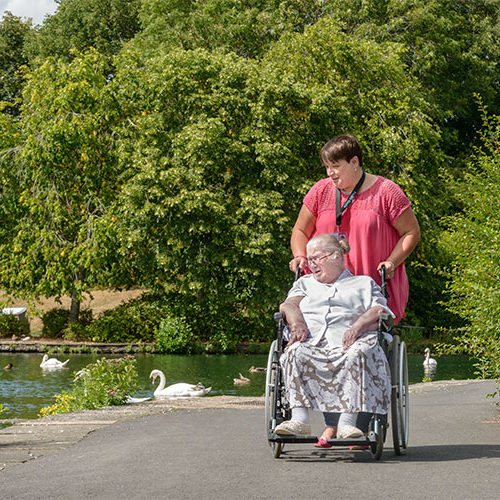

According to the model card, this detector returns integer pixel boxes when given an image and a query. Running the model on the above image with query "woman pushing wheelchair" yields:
[274,233,393,444]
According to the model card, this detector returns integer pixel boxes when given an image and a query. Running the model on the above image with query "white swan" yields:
[125,395,152,404]
[423,347,437,377]
[150,369,211,398]
[40,354,69,370]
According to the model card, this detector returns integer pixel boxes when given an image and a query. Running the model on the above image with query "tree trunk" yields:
[69,292,80,323]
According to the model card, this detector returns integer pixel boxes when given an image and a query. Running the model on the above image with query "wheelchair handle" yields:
[380,264,388,299]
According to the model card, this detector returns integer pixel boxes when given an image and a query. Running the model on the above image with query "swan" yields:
[249,366,266,373]
[150,369,211,398]
[233,373,250,385]
[40,354,69,369]
[125,395,152,404]
[423,347,437,376]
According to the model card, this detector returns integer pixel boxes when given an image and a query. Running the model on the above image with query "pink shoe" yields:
[314,438,332,448]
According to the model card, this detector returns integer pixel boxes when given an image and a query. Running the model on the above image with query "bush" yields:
[39,356,140,416]
[0,314,29,338]
[42,308,69,338]
[86,294,170,343]
[154,315,198,354]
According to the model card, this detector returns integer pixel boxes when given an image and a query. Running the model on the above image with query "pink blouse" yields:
[303,176,411,323]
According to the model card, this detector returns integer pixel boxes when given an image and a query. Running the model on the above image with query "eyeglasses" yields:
[307,252,335,267]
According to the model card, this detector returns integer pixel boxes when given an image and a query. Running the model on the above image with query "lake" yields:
[0,352,478,423]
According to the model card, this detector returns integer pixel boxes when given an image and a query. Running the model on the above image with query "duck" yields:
[40,354,69,369]
[150,369,211,398]
[4,363,13,370]
[423,347,437,377]
[249,366,266,373]
[233,373,251,385]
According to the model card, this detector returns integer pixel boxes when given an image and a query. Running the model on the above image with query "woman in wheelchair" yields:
[274,233,393,445]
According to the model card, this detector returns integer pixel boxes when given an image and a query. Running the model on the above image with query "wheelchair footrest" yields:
[269,433,374,446]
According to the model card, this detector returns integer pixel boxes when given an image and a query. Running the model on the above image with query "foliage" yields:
[154,315,198,354]
[85,294,171,343]
[0,314,29,338]
[112,18,446,342]
[25,0,142,63]
[42,308,70,338]
[0,12,32,113]
[0,50,131,320]
[438,108,500,383]
[39,356,140,416]
[135,0,331,58]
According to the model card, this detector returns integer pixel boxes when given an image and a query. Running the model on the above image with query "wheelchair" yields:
[265,266,409,460]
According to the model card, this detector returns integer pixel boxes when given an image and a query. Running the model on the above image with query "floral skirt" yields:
[280,333,391,414]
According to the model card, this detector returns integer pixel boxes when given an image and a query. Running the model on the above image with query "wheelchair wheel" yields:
[265,340,285,458]
[390,337,409,455]
[390,335,402,455]
[369,415,384,460]
[399,340,409,449]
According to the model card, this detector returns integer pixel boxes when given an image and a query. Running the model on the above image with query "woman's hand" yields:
[289,256,307,272]
[377,260,396,279]
[287,323,309,346]
[342,328,360,350]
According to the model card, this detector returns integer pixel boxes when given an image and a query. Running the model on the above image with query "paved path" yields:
[1,380,499,499]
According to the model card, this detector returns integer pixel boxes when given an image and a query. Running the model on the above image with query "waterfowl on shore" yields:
[423,348,437,377]
[40,354,69,370]
[150,369,211,398]
[249,366,266,373]
[233,373,250,385]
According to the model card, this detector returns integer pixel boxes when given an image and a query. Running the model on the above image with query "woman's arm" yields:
[377,207,421,279]
[279,295,309,346]
[289,205,316,271]
[342,306,385,350]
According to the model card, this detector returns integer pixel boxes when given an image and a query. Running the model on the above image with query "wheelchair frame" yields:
[265,266,409,460]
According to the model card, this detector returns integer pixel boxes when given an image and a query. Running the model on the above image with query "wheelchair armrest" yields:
[378,312,393,332]
[274,312,283,322]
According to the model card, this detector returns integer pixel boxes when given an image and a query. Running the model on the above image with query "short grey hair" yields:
[306,233,350,255]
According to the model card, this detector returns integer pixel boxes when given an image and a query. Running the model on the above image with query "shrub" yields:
[86,294,170,343]
[39,356,140,416]
[0,314,29,338]
[62,322,90,342]
[42,308,69,338]
[154,315,198,354]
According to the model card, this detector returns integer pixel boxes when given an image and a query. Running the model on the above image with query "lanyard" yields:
[335,171,366,227]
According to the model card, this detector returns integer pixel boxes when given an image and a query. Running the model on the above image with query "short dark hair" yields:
[320,134,363,168]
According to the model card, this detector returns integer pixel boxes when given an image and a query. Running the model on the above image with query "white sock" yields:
[291,407,310,424]
[338,412,357,428]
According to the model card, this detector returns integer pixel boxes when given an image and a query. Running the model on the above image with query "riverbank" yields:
[1,379,497,472]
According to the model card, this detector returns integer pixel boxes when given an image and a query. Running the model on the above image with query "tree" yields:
[134,0,331,58]
[439,108,500,381]
[111,18,444,345]
[25,0,142,63]
[0,50,127,321]
[0,12,33,114]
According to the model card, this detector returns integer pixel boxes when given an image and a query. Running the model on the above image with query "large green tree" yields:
[0,12,32,114]
[112,18,444,345]
[25,0,142,63]
[439,109,500,381]
[0,50,128,321]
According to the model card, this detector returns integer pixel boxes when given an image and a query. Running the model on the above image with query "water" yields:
[0,352,478,423]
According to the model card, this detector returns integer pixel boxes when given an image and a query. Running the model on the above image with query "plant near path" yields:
[39,356,140,416]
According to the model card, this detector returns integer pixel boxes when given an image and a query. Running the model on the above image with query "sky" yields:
[1,0,58,26]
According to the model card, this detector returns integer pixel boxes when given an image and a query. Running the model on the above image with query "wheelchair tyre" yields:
[265,340,286,458]
[399,341,409,449]
[265,340,278,443]
[390,336,402,455]
[369,416,384,461]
